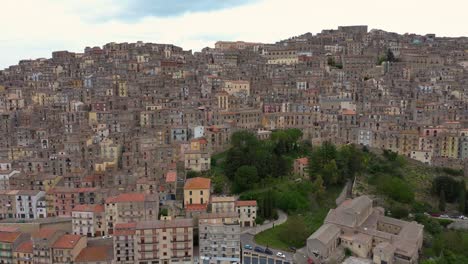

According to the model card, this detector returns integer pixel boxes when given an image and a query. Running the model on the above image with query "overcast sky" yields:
[1,0,467,69]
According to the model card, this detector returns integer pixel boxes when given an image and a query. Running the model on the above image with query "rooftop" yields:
[184,177,211,190]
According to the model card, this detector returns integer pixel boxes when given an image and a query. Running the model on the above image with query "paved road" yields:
[240,233,293,261]
[239,210,292,261]
[241,209,288,235]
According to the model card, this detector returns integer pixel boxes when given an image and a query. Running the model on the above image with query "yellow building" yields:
[184,177,211,207]
[13,240,33,264]
[51,234,87,264]
[223,80,250,96]
[117,81,128,97]
[441,134,459,159]
[88,112,97,125]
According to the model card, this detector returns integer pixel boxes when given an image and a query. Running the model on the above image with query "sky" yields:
[1,0,467,69]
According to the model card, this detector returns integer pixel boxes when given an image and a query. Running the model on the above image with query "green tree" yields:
[377,176,414,203]
[233,165,259,193]
[322,160,339,185]
[439,190,446,212]
[308,141,337,180]
[313,175,325,199]
[458,185,466,214]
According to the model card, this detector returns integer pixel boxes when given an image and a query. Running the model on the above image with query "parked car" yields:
[265,248,273,255]
[459,215,468,220]
[430,213,441,217]
[254,246,265,253]
[289,246,297,252]
[276,252,286,258]
[244,244,253,250]
[440,214,450,218]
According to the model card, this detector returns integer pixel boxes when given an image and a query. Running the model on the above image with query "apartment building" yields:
[72,204,105,237]
[105,193,159,235]
[0,231,29,264]
[51,234,87,264]
[199,212,241,264]
[134,219,194,264]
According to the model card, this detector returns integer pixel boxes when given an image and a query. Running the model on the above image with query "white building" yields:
[0,169,20,190]
[15,190,45,219]
[36,199,47,218]
[235,200,257,228]
[72,204,105,237]
[410,150,433,165]
[358,129,373,147]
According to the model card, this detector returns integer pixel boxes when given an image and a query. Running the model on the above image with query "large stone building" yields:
[307,196,424,264]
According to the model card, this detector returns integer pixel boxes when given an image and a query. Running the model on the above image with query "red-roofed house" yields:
[184,177,211,207]
[235,200,258,227]
[32,228,66,264]
[184,177,211,217]
[13,240,33,264]
[0,231,29,264]
[294,157,309,178]
[72,204,105,237]
[165,170,177,196]
[75,245,113,264]
[52,234,87,264]
[105,193,159,235]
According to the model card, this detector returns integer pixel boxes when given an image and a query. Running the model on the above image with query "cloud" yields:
[92,0,257,21]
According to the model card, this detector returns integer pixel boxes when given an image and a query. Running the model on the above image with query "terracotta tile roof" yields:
[114,222,136,236]
[0,226,19,232]
[185,203,208,212]
[184,177,211,190]
[105,193,146,203]
[165,170,177,183]
[52,234,83,249]
[342,109,356,115]
[15,240,33,253]
[235,200,257,207]
[75,245,113,262]
[0,231,21,243]
[72,204,104,213]
[32,228,57,239]
[192,137,208,144]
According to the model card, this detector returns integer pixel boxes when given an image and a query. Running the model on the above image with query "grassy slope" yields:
[254,186,342,251]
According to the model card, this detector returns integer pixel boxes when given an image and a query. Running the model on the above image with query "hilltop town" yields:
[0,25,468,264]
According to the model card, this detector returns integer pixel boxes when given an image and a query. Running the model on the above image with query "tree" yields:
[233,165,259,193]
[308,141,337,180]
[313,175,325,199]
[322,160,339,185]
[458,183,466,214]
[439,190,446,212]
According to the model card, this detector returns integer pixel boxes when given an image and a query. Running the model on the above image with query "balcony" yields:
[172,248,192,253]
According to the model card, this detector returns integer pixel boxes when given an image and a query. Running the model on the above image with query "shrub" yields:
[377,176,414,203]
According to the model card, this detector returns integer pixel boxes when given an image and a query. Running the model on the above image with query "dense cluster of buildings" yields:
[0,24,467,263]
